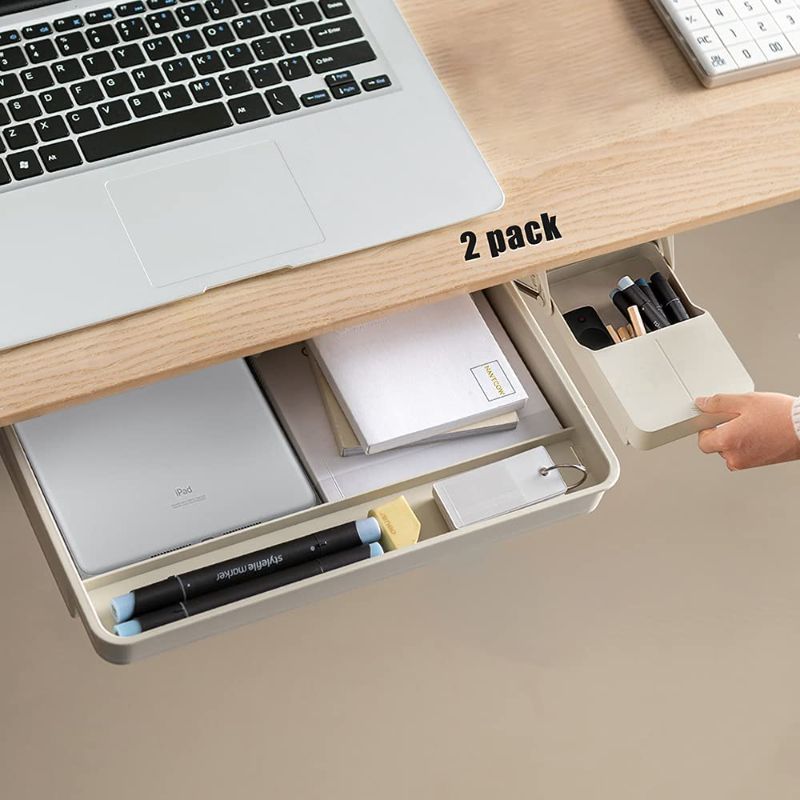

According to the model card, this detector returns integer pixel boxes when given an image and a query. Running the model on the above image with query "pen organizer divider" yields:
[526,242,753,450]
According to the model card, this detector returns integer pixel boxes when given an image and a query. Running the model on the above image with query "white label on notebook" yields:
[470,360,517,401]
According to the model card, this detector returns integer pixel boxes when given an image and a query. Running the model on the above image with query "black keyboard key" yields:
[319,0,349,18]
[203,22,234,45]
[159,83,191,108]
[174,29,205,52]
[0,73,23,99]
[248,62,279,87]
[97,98,132,124]
[144,36,175,59]
[53,58,85,83]
[102,71,135,96]
[86,8,117,25]
[21,66,53,91]
[35,115,70,141]
[280,28,313,53]
[324,68,351,85]
[228,91,268,122]
[164,56,194,81]
[278,55,309,80]
[220,69,251,94]
[206,0,237,19]
[233,15,264,39]
[133,64,165,88]
[55,16,85,33]
[309,40,374,73]
[177,3,208,26]
[118,17,149,40]
[40,87,72,113]
[148,0,178,7]
[116,2,147,16]
[237,0,266,11]
[83,50,116,74]
[3,123,37,149]
[112,43,146,67]
[330,79,358,99]
[67,106,101,132]
[291,2,322,25]
[79,102,232,161]
[87,24,120,48]
[7,149,42,180]
[261,9,292,31]
[222,43,253,67]
[129,90,161,116]
[264,84,297,113]
[300,88,329,106]
[268,0,294,4]
[0,159,10,185]
[22,23,52,40]
[71,78,103,105]
[40,139,82,172]
[251,35,281,60]
[192,49,224,73]
[8,95,41,121]
[25,39,58,63]
[56,32,90,56]
[310,17,361,47]
[147,11,179,34]
[362,73,390,92]
[0,31,21,47]
[0,46,27,71]
[0,104,8,125]
[190,76,221,101]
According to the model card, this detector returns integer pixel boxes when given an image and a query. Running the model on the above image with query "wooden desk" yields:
[2,0,800,426]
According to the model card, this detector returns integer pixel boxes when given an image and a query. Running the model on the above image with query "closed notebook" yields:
[309,355,519,457]
[308,295,529,454]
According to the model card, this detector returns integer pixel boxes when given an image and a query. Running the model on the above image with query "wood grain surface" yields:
[2,0,799,425]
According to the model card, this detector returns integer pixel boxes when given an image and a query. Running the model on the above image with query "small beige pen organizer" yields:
[524,242,754,449]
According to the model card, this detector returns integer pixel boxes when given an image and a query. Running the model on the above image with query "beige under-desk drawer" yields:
[1,283,618,664]
[520,240,754,450]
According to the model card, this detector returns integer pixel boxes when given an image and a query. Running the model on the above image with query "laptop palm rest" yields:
[105,140,325,287]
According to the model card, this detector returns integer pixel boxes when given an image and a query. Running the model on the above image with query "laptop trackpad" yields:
[106,141,324,287]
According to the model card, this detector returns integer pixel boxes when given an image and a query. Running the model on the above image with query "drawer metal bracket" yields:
[514,272,552,311]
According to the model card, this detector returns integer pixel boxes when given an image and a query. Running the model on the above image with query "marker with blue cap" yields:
[115,543,384,636]
[111,517,382,624]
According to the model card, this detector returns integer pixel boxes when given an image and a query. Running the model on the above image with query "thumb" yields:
[695,393,745,415]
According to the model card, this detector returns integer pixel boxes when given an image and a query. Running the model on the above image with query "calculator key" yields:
[745,14,782,36]
[0,160,11,185]
[53,58,85,83]
[775,9,800,31]
[757,32,796,57]
[20,66,53,91]
[159,83,192,108]
[35,114,70,141]
[40,139,82,172]
[55,16,85,32]
[674,5,709,31]
[762,0,798,10]
[252,36,282,60]
[0,46,27,70]
[228,91,269,121]
[319,0,350,18]
[83,51,116,74]
[23,23,53,39]
[699,47,738,72]
[98,98,133,124]
[86,8,117,24]
[361,73,391,91]
[0,73,21,98]
[264,84,298,113]
[189,76,222,101]
[130,91,162,116]
[248,62,280,86]
[40,88,72,113]
[730,0,767,16]
[716,20,751,45]
[300,88,330,106]
[8,95,41,121]
[692,27,724,51]
[6,149,42,180]
[164,57,194,80]
[728,40,767,65]
[786,28,800,49]
[3,123,37,149]
[113,44,147,67]
[702,2,739,23]
[309,40,375,72]
[0,31,21,47]
[25,39,58,63]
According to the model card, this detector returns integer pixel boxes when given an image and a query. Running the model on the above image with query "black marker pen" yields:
[635,278,666,318]
[617,276,670,330]
[114,544,383,636]
[650,271,690,323]
[111,518,381,623]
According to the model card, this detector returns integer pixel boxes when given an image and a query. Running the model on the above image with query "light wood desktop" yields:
[2,0,799,426]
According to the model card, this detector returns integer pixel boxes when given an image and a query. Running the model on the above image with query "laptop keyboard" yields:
[0,0,392,188]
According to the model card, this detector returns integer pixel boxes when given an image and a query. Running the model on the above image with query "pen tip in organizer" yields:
[369,543,384,558]
[111,592,136,623]
[114,619,142,638]
[355,517,382,545]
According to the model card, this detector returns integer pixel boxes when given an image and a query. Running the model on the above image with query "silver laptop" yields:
[0,0,503,350]
[15,359,318,575]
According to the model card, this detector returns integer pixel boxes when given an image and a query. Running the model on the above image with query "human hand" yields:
[695,393,800,471]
